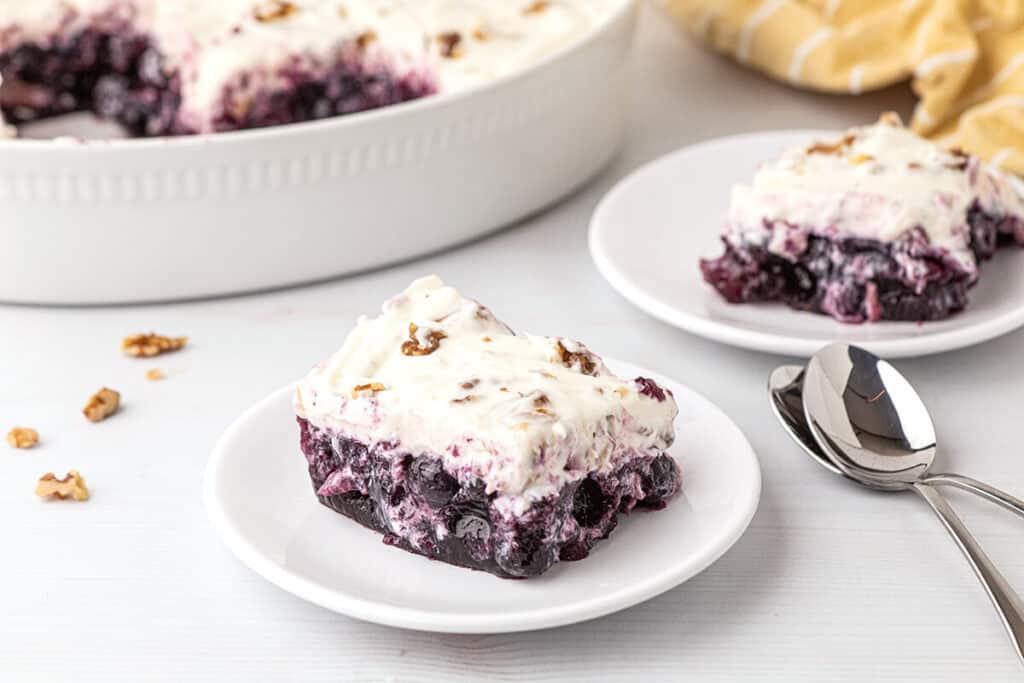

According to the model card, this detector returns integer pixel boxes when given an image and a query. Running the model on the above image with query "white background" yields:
[2,5,1023,680]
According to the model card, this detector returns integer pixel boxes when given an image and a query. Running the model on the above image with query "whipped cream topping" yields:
[725,115,1024,273]
[1,0,618,132]
[295,276,677,514]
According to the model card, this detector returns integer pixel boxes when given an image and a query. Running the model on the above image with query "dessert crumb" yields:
[6,426,39,449]
[35,470,89,501]
[83,387,121,422]
[145,368,166,381]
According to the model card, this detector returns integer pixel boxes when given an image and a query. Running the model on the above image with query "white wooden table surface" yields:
[2,6,1023,681]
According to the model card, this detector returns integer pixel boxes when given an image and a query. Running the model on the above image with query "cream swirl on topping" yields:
[295,276,678,514]
[725,114,1024,274]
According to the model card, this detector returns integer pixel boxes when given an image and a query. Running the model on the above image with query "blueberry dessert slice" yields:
[700,113,1024,323]
[294,276,681,579]
[0,0,615,137]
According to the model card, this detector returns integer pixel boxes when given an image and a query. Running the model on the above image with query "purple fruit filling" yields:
[1,29,436,136]
[297,416,681,579]
[700,203,1024,323]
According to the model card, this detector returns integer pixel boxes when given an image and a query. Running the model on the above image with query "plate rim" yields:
[203,359,762,634]
[589,129,1024,359]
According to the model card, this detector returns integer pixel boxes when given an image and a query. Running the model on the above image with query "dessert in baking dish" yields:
[700,114,1024,323]
[0,0,615,137]
[294,276,681,578]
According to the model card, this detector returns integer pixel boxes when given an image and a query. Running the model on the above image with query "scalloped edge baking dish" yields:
[0,0,636,304]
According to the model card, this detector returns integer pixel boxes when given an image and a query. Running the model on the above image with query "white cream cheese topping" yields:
[725,115,1024,273]
[295,276,677,514]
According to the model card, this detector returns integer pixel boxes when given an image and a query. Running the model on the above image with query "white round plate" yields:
[204,359,760,634]
[589,131,1024,358]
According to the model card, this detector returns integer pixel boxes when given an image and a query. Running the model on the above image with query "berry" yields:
[408,455,459,508]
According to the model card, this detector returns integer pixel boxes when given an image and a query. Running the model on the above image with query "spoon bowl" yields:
[801,343,936,489]
[767,365,841,476]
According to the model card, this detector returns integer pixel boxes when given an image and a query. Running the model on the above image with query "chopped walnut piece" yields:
[145,369,165,381]
[254,0,298,22]
[523,1,550,14]
[849,153,874,165]
[807,134,855,156]
[82,388,120,422]
[461,380,480,390]
[472,27,490,41]
[481,336,492,343]
[122,332,188,358]
[401,323,446,356]
[533,394,550,407]
[6,427,39,449]
[908,162,923,170]
[352,382,386,398]
[437,31,464,58]
[554,341,597,376]
[878,111,903,127]
[946,147,969,170]
[35,471,89,501]
[356,30,377,49]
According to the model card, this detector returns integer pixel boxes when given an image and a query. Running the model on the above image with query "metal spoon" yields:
[768,364,1024,516]
[801,342,1024,663]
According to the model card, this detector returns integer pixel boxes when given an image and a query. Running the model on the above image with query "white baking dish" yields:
[0,0,635,304]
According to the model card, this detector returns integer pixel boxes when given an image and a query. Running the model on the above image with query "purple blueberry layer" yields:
[700,204,1023,323]
[297,417,681,579]
[1,29,435,136]
[205,54,435,134]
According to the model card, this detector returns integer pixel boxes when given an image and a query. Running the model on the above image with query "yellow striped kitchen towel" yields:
[656,0,1024,174]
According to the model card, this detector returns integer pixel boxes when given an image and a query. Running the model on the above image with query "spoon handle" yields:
[913,482,1024,663]
[923,473,1024,520]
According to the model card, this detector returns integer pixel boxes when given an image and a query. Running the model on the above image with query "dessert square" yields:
[0,0,614,137]
[700,114,1024,323]
[294,276,681,578]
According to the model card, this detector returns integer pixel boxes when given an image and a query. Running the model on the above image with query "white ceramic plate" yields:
[589,131,1024,359]
[203,359,760,634]
[0,0,635,304]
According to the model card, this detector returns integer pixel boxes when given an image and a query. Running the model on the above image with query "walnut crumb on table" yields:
[121,332,188,357]
[35,471,89,501]
[145,369,165,381]
[83,388,120,422]
[6,427,39,449]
